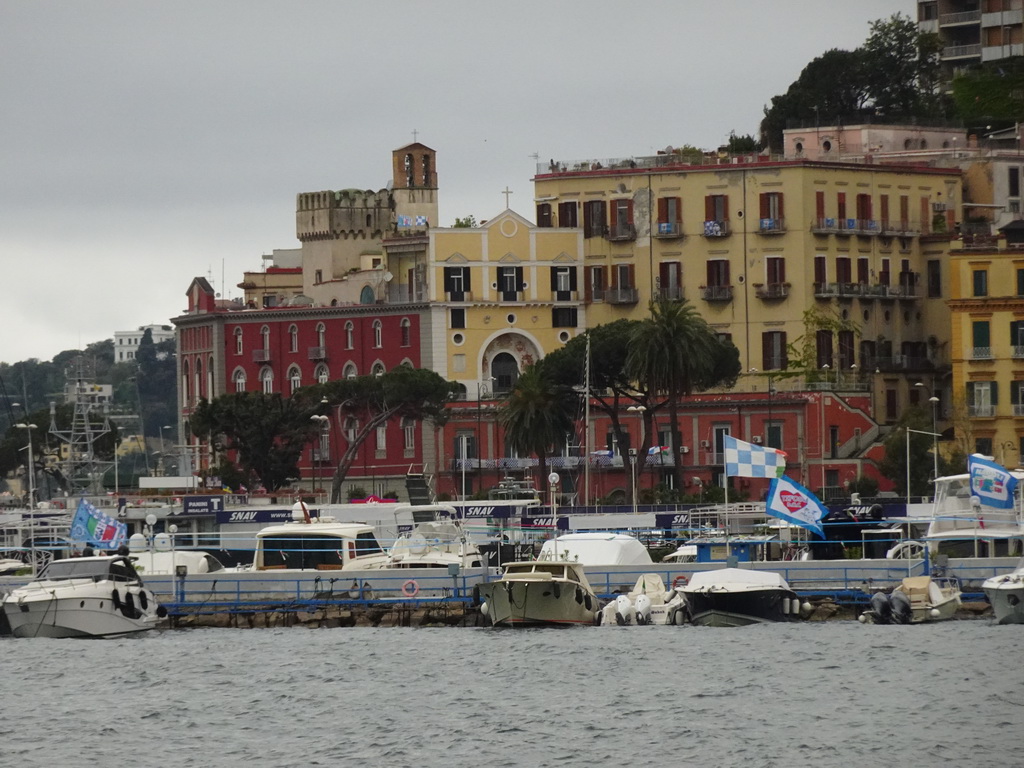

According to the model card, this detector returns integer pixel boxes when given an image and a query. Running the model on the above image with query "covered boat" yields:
[679,567,804,627]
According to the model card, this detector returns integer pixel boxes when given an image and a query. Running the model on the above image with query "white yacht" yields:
[478,561,600,627]
[1,555,165,638]
[372,518,483,570]
[982,559,1024,625]
[922,472,1024,559]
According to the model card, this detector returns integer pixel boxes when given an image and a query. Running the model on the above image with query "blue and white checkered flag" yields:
[723,435,786,478]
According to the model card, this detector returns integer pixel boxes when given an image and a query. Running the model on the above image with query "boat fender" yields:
[123,590,137,617]
[111,588,122,612]
[575,586,583,604]
[401,580,420,598]
[156,605,168,618]
[673,575,689,589]
[584,594,593,611]
[471,584,482,606]
[1009,594,1020,606]
[138,590,149,611]
[552,582,561,600]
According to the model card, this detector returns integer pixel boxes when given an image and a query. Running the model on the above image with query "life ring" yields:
[672,575,689,589]
[401,579,420,598]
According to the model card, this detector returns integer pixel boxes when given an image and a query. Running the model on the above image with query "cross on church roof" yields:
[502,186,513,208]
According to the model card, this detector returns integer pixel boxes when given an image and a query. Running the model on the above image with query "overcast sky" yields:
[0,0,912,364]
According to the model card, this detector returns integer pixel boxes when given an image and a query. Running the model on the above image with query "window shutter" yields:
[759,193,769,219]
[920,197,930,234]
[837,192,846,220]
[706,260,715,285]
[569,267,577,291]
[610,201,619,227]
[992,381,999,406]
[660,261,669,287]
[762,333,771,369]
[610,267,619,290]
[722,196,729,220]
[704,196,714,220]
[584,268,593,302]
[516,266,524,290]
[550,267,558,291]
[780,332,788,369]
[627,264,635,289]
[658,197,668,222]
[626,200,634,225]
[815,191,825,218]
[463,266,471,292]
[880,195,889,223]
[966,382,974,405]
[723,260,730,285]
[777,193,784,220]
[443,267,453,292]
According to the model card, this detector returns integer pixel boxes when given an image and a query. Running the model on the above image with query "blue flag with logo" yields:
[968,454,1018,510]
[765,476,829,537]
[69,498,127,550]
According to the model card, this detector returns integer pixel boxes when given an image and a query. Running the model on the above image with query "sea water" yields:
[0,621,1018,768]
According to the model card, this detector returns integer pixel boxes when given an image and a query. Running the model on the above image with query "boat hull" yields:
[3,590,160,639]
[479,579,599,627]
[683,589,796,627]
[983,581,1024,625]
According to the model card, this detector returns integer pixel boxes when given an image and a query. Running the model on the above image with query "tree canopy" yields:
[760,13,945,152]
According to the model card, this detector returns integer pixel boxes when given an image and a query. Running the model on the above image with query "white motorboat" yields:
[371,518,483,570]
[537,533,654,566]
[597,573,687,626]
[679,568,806,627]
[249,507,389,572]
[478,561,600,627]
[1,555,166,638]
[922,472,1024,559]
[859,576,961,624]
[982,558,1024,625]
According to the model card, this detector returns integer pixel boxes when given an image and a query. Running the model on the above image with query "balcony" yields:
[658,285,684,301]
[854,219,879,236]
[446,290,473,302]
[252,349,271,362]
[605,287,639,305]
[311,449,330,462]
[942,43,982,59]
[1014,346,1024,359]
[969,404,995,418]
[972,346,993,360]
[811,217,839,234]
[700,285,733,302]
[1015,404,1024,418]
[584,223,608,238]
[307,346,327,360]
[813,282,861,299]
[758,218,786,234]
[754,283,789,300]
[654,221,684,239]
[939,10,981,26]
[607,222,637,242]
[835,218,858,236]
[702,220,730,237]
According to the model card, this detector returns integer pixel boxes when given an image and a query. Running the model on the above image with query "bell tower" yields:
[392,142,438,229]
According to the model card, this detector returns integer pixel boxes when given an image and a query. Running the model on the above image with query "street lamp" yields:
[310,414,330,503]
[16,423,37,574]
[915,382,940,484]
[627,405,647,503]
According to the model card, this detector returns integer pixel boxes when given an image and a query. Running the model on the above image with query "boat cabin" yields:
[252,518,385,571]
[40,556,142,584]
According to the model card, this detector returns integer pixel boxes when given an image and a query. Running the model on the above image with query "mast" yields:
[584,334,591,508]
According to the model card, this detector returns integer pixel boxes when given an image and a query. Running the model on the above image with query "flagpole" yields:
[724,449,730,558]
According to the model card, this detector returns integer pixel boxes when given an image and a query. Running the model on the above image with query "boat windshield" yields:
[260,532,383,569]
[40,559,138,582]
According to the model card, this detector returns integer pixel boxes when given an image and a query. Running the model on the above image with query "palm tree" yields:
[627,299,720,492]
[498,362,577,498]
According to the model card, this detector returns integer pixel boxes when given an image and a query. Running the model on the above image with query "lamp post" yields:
[16,423,37,574]
[310,414,330,503]
[160,425,173,475]
[627,405,647,503]
[477,377,495,495]
[915,382,940,485]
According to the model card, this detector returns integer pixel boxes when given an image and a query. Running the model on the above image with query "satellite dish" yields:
[383,271,394,282]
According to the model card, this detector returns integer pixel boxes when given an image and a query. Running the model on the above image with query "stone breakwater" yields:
[164,597,993,630]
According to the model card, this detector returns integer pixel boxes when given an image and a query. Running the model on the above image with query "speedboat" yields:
[1,555,166,638]
[477,561,600,627]
[859,576,961,624]
[679,567,805,627]
[982,559,1024,624]
[597,573,687,626]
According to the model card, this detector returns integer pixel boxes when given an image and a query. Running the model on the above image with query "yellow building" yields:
[948,234,1024,466]
[531,153,962,421]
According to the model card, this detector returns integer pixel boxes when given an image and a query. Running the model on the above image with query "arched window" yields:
[345,321,354,350]
[260,367,274,394]
[400,318,411,347]
[316,322,326,349]
[315,363,329,384]
[343,362,357,379]
[182,359,191,404]
[288,365,302,394]
[492,352,519,394]
[234,327,243,355]
[260,325,270,353]
[360,285,375,304]
[288,324,298,353]
[373,320,383,348]
[344,415,358,442]
[371,361,385,377]
[207,355,215,400]
[422,154,431,186]
[233,368,247,392]
[404,153,414,187]
[194,358,203,402]
[402,416,416,451]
